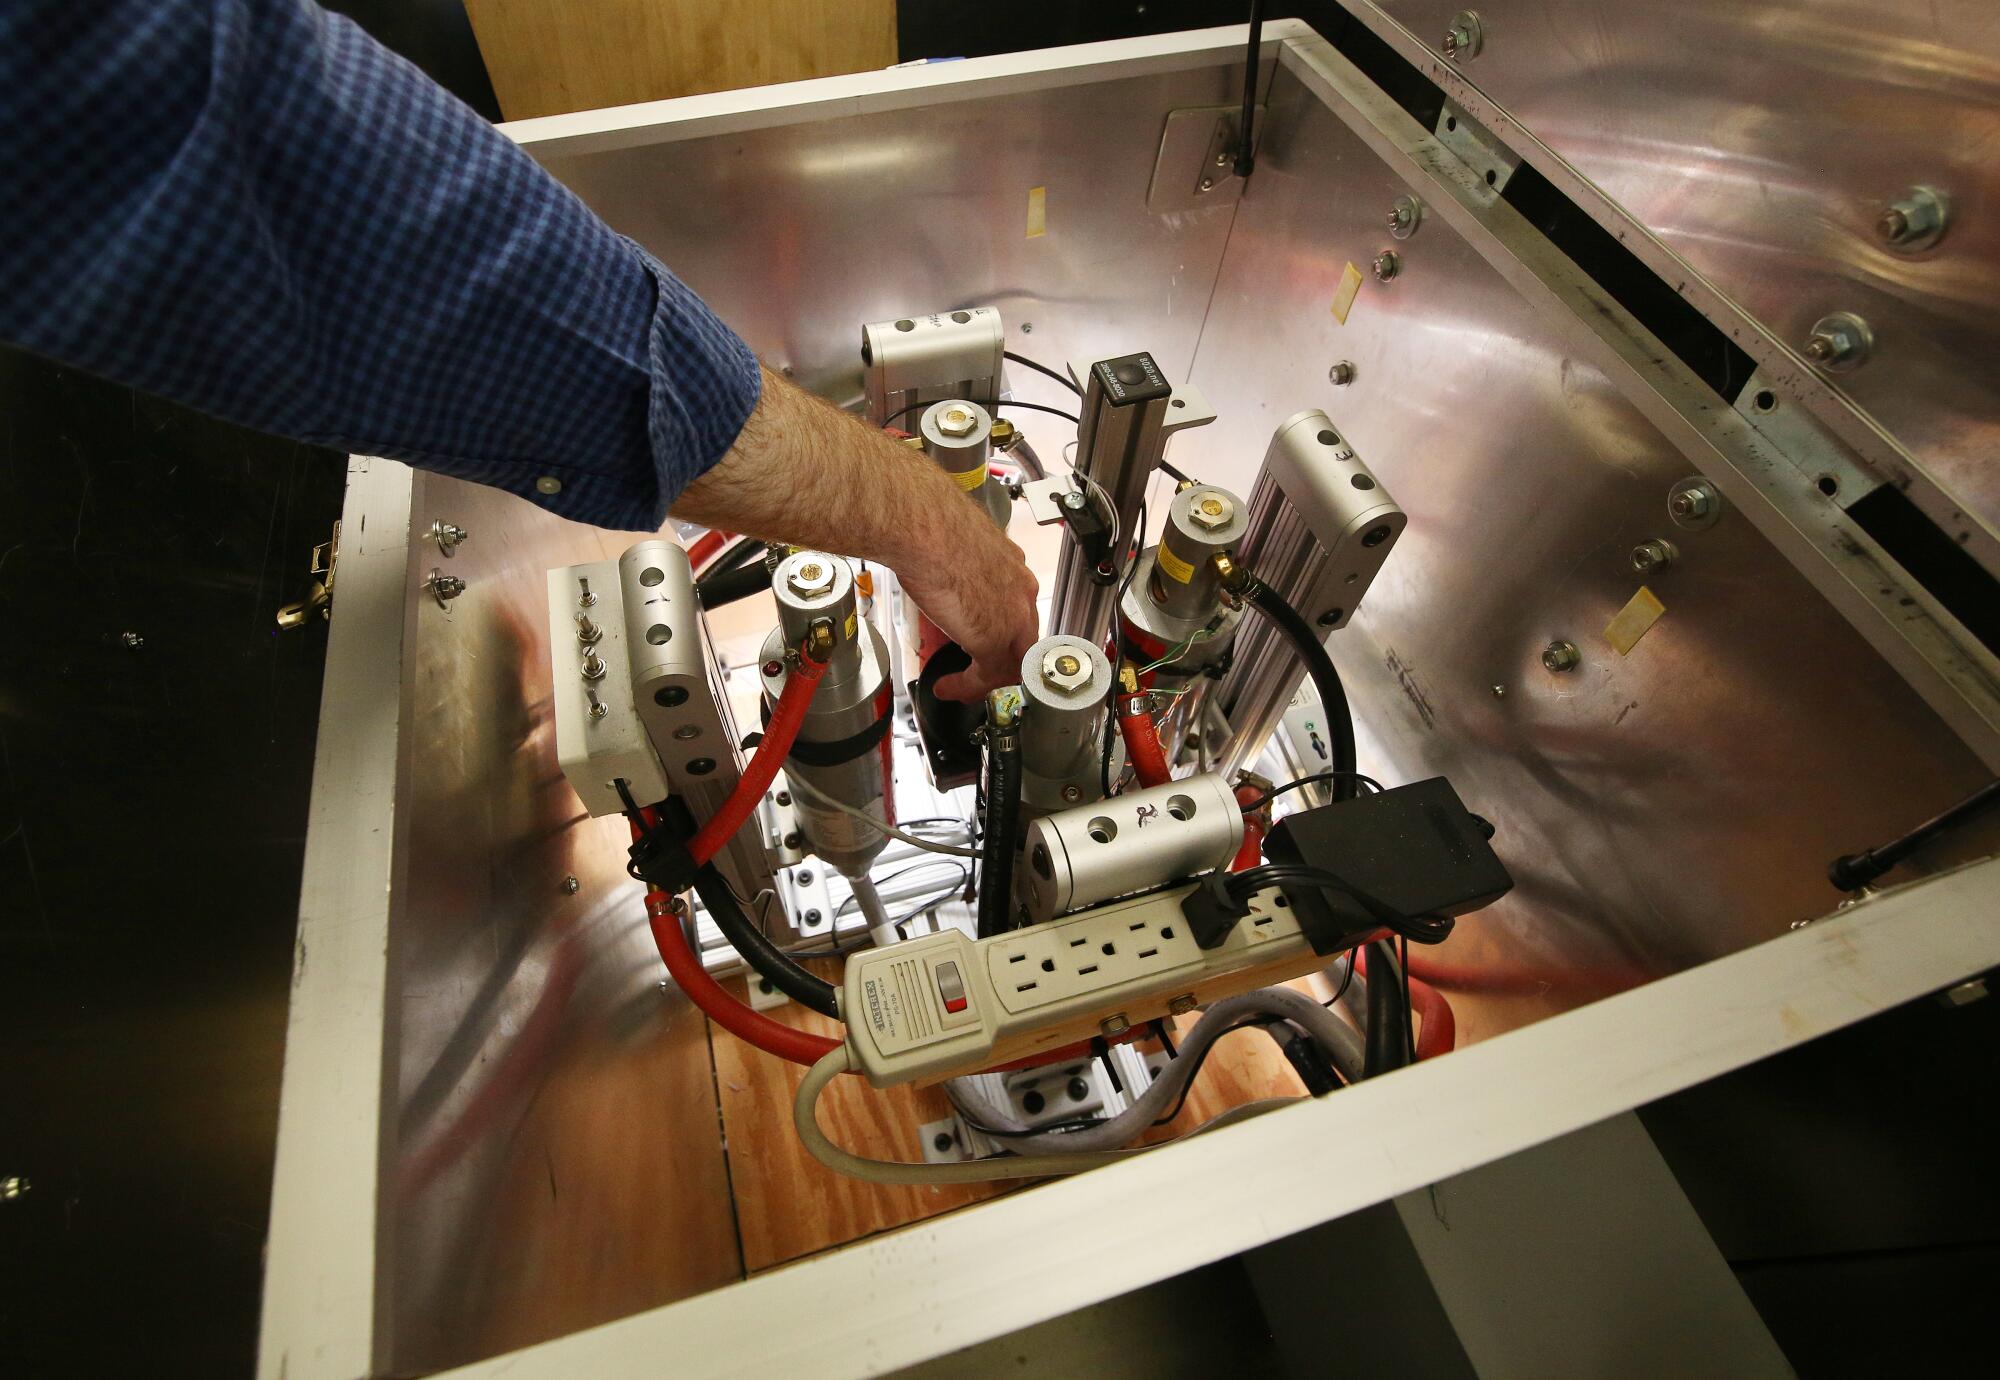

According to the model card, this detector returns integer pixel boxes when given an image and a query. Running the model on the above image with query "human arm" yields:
[674,367,1039,700]
[0,0,1036,694]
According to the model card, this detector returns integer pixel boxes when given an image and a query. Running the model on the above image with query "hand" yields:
[894,519,1041,702]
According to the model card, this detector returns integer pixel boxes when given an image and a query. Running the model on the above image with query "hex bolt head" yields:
[1372,250,1401,282]
[1443,10,1485,60]
[1630,539,1677,574]
[1328,360,1357,386]
[1541,640,1581,673]
[935,404,977,438]
[1803,311,1873,372]
[1667,478,1722,530]
[1387,195,1421,240]
[1876,185,1947,252]
[786,557,837,599]
[1189,492,1235,531]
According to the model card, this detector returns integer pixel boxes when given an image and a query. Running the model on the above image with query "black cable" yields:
[1238,771,1386,811]
[646,800,841,1019]
[1240,577,1358,804]
[704,535,765,576]
[976,722,1024,937]
[1235,0,1265,180]
[1829,777,2000,891]
[1399,934,1416,1066]
[694,557,770,610]
[1362,939,1406,1076]
[1158,458,1193,486]
[1004,349,1082,395]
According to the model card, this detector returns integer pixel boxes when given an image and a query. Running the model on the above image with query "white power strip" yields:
[841,883,1313,1087]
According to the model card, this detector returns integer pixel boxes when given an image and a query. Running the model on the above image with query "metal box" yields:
[259,15,2000,1379]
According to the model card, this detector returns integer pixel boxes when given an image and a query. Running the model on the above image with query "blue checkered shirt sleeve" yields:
[0,0,761,531]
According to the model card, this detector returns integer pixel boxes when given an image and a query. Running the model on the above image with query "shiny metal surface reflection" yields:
[1374,0,2000,543]
[1175,60,1992,1043]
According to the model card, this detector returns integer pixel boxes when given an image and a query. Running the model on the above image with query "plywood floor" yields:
[713,962,1312,1272]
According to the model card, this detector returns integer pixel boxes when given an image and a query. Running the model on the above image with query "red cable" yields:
[1355,947,1457,1060]
[686,646,827,865]
[685,529,732,570]
[642,884,842,1067]
[1118,700,1172,788]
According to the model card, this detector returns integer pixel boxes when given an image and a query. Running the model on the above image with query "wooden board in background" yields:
[713,962,1310,1273]
[463,0,899,120]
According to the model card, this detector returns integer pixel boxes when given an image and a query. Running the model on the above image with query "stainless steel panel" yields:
[1176,60,1992,1042]
[1373,0,2000,543]
[387,473,739,1373]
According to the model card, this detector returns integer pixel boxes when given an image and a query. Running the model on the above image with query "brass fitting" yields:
[1117,660,1141,695]
[804,617,837,664]
[986,686,1023,732]
[1210,551,1249,594]
[989,418,1018,452]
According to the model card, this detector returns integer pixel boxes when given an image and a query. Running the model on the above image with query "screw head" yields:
[935,404,977,437]
[1803,311,1873,372]
[1061,490,1088,511]
[1372,250,1401,282]
[1667,479,1720,529]
[785,556,837,599]
[1387,195,1421,239]
[1040,644,1094,692]
[762,659,784,678]
[1630,539,1676,574]
[1541,640,1581,673]
[1062,784,1083,802]
[1875,186,1946,252]
[561,876,580,894]
[1328,360,1357,386]
[1100,1013,1130,1037]
[1198,176,1216,192]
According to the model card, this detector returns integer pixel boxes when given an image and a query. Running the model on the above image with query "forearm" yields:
[673,368,984,570]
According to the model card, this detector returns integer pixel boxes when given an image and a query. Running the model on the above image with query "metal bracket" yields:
[1146,105,1265,212]
[275,521,340,630]
[1434,99,1520,194]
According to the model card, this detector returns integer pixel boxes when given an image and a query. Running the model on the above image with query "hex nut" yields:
[1328,360,1357,386]
[1387,195,1421,240]
[1630,539,1676,574]
[1188,492,1234,531]
[1541,640,1580,673]
[1041,646,1093,692]
[1372,250,1401,282]
[1803,311,1873,372]
[1876,185,1946,252]
[1443,9,1484,60]
[786,557,837,598]
[935,404,977,437]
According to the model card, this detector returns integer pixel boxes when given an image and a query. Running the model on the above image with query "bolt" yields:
[1491,684,1507,698]
[1541,640,1580,673]
[787,557,836,599]
[580,649,607,681]
[586,690,607,720]
[935,404,977,437]
[1630,539,1676,574]
[1372,250,1400,282]
[672,724,701,740]
[120,630,144,649]
[1167,993,1197,1016]
[1386,195,1421,239]
[1198,176,1215,192]
[1062,784,1083,803]
[1188,492,1234,531]
[1328,360,1356,386]
[1040,644,1094,692]
[775,790,792,806]
[561,876,580,895]
[0,1176,27,1202]
[1100,1013,1130,1037]
[1443,9,1484,60]
[425,570,466,605]
[796,869,815,885]
[575,615,602,644]
[577,576,596,607]
[1670,488,1711,522]
[1803,312,1872,371]
[1875,185,1946,252]
[431,520,469,555]
[784,831,804,850]
[803,907,822,925]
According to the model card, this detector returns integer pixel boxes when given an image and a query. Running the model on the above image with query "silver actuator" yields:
[1020,772,1242,925]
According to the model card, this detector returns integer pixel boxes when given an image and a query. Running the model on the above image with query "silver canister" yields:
[1020,772,1242,924]
[1018,634,1114,815]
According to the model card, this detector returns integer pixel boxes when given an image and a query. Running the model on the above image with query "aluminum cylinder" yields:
[1018,634,1113,814]
[762,552,891,875]
[920,399,1009,528]
[1148,484,1248,621]
[1020,772,1242,924]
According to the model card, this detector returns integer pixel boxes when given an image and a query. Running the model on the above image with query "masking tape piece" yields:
[1155,542,1195,584]
[1604,586,1665,656]
[1026,186,1047,239]
[1331,262,1363,324]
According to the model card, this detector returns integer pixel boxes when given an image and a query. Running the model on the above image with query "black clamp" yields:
[627,824,700,897]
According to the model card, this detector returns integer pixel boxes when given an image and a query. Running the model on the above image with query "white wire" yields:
[786,773,981,857]
[794,1046,1294,1185]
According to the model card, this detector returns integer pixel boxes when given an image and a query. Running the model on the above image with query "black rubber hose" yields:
[1234,0,1264,179]
[696,557,772,610]
[1243,578,1358,804]
[977,729,1024,938]
[707,535,766,575]
[1829,777,2000,891]
[1362,940,1408,1076]
[656,799,841,1018]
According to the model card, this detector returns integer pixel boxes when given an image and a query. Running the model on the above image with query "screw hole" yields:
[655,686,688,707]
[1041,957,1055,972]
[1166,793,1197,821]
[1022,1090,1046,1115]
[758,978,774,994]
[1817,474,1840,497]
[1102,941,1116,955]
[686,757,716,776]
[934,1132,954,1152]
[1171,398,1186,408]
[646,623,672,644]
[1317,428,1340,446]
[1318,608,1344,627]
[1352,474,1376,491]
[951,310,971,323]
[1485,169,1497,186]
[639,566,665,587]
[1754,389,1777,412]
[1087,816,1118,844]
[1446,115,1458,132]
[1274,894,1290,908]
[1362,523,1392,547]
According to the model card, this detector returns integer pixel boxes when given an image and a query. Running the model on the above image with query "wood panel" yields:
[714,962,1311,1272]
[462,0,899,120]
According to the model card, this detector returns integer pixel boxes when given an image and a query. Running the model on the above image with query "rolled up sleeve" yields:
[0,0,759,530]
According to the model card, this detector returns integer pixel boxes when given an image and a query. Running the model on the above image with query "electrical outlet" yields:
[840,883,1316,1087]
